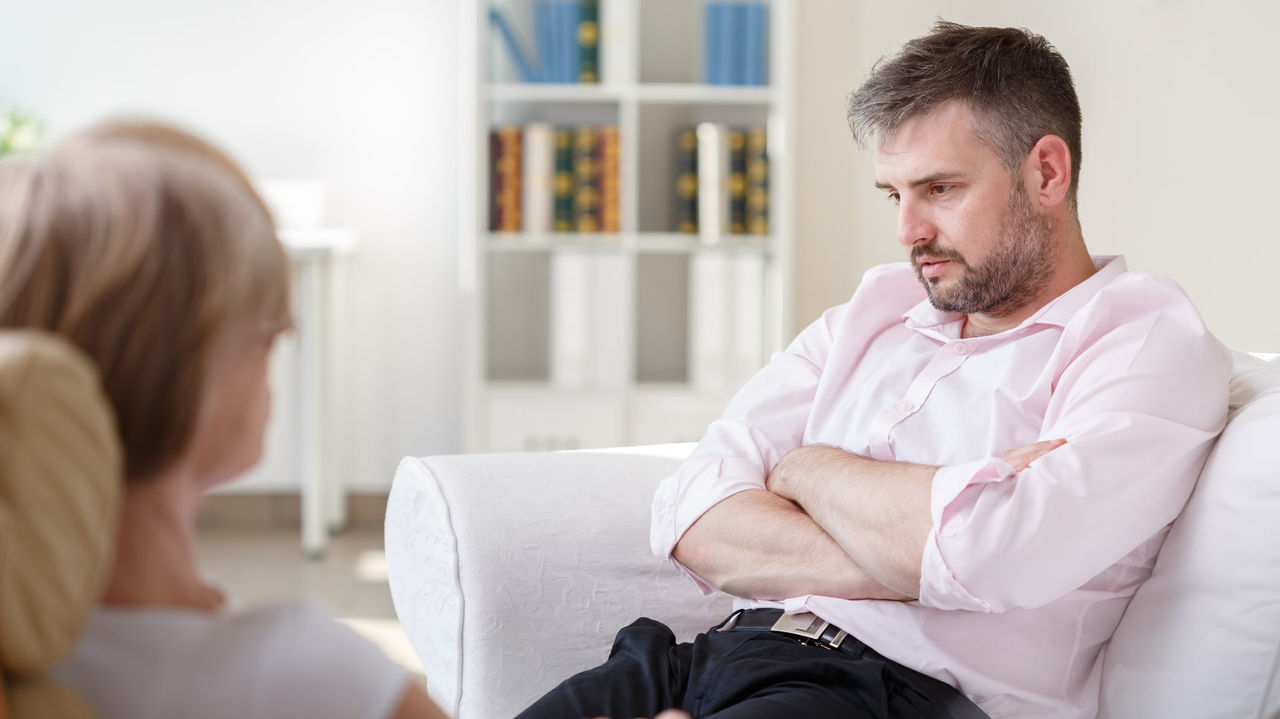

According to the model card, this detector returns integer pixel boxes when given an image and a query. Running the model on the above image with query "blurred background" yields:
[5,0,1277,497]
[4,3,1277,662]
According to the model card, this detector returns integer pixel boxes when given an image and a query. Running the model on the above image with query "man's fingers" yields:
[1001,438,1067,471]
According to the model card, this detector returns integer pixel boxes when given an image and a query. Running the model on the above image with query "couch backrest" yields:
[1099,352,1280,718]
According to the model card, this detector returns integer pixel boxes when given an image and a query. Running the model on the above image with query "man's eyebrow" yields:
[874,172,967,191]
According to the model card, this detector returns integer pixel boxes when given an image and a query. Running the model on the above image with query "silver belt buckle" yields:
[769,611,847,649]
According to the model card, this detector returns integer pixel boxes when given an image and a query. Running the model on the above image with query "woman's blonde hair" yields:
[0,120,292,481]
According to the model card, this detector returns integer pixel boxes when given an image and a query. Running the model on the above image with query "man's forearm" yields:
[768,446,935,597]
[671,488,911,601]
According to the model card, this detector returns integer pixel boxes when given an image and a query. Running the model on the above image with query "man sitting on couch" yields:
[518,21,1230,719]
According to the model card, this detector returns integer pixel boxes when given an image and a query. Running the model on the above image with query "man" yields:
[520,21,1230,719]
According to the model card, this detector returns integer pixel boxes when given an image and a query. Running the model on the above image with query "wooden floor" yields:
[194,524,425,681]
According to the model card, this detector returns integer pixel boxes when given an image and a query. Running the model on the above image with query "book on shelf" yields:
[522,123,555,233]
[590,253,628,387]
[487,1,598,84]
[696,122,731,242]
[572,125,600,232]
[689,251,766,391]
[533,2,559,83]
[599,125,621,232]
[703,2,769,86]
[490,123,620,235]
[488,7,538,82]
[740,3,769,86]
[689,253,731,390]
[489,125,522,232]
[554,1,576,83]
[675,123,768,236]
[577,0,600,83]
[704,3,732,86]
[550,250,590,386]
[488,131,500,232]
[674,128,698,234]
[746,125,769,235]
[553,127,574,231]
[550,250,626,388]
[729,251,765,382]
[728,128,748,234]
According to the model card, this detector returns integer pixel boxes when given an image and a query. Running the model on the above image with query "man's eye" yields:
[886,192,900,205]
[930,184,954,196]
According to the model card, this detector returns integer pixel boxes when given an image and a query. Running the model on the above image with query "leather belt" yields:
[718,608,850,651]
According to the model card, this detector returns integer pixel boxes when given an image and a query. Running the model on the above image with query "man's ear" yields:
[1023,135,1072,208]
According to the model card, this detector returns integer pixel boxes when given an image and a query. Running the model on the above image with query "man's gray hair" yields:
[848,21,1083,208]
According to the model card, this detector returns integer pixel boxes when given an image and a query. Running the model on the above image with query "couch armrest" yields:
[385,445,733,719]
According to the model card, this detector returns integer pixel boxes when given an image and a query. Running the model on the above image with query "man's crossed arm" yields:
[671,440,1065,601]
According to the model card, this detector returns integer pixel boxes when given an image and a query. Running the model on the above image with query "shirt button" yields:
[952,343,968,355]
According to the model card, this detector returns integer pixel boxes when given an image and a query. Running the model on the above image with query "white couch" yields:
[385,352,1280,719]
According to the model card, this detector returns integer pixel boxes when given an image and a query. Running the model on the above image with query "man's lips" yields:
[917,258,952,279]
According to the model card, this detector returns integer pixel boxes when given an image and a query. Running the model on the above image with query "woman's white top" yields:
[55,600,409,719]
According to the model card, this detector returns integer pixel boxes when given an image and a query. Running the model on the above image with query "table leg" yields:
[297,261,326,559]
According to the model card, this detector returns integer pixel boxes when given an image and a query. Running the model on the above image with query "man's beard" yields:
[912,184,1054,318]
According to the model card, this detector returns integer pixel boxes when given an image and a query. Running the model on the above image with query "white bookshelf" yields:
[460,0,795,452]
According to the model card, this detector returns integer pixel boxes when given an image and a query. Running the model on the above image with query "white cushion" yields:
[384,444,729,719]
[1100,352,1280,718]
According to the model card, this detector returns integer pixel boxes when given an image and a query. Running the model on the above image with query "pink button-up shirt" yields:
[651,256,1230,718]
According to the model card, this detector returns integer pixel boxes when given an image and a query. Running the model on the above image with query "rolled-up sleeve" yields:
[918,277,1231,613]
[650,301,851,569]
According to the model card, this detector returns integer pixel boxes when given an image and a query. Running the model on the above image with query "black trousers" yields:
[515,612,988,719]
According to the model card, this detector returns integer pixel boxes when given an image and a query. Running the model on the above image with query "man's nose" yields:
[897,198,935,248]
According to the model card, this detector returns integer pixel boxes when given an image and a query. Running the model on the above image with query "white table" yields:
[280,228,355,558]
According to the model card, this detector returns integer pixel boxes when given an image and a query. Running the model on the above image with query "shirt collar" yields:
[903,255,1127,337]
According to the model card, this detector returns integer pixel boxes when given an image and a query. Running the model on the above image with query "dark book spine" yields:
[728,128,747,234]
[745,125,769,235]
[577,0,599,83]
[599,125,620,233]
[674,127,699,233]
[553,127,574,231]
[572,125,600,232]
[491,125,523,232]
[489,130,500,231]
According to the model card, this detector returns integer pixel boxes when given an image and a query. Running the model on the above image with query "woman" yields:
[0,120,447,719]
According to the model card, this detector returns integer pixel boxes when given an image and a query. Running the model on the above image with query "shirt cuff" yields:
[918,457,1016,612]
[650,455,767,593]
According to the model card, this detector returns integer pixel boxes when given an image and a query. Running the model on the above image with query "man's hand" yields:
[1001,438,1067,471]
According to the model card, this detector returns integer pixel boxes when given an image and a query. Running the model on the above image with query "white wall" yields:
[0,0,463,491]
[6,1,1276,493]
[795,0,1280,354]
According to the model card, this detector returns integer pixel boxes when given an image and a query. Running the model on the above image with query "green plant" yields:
[0,105,45,156]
